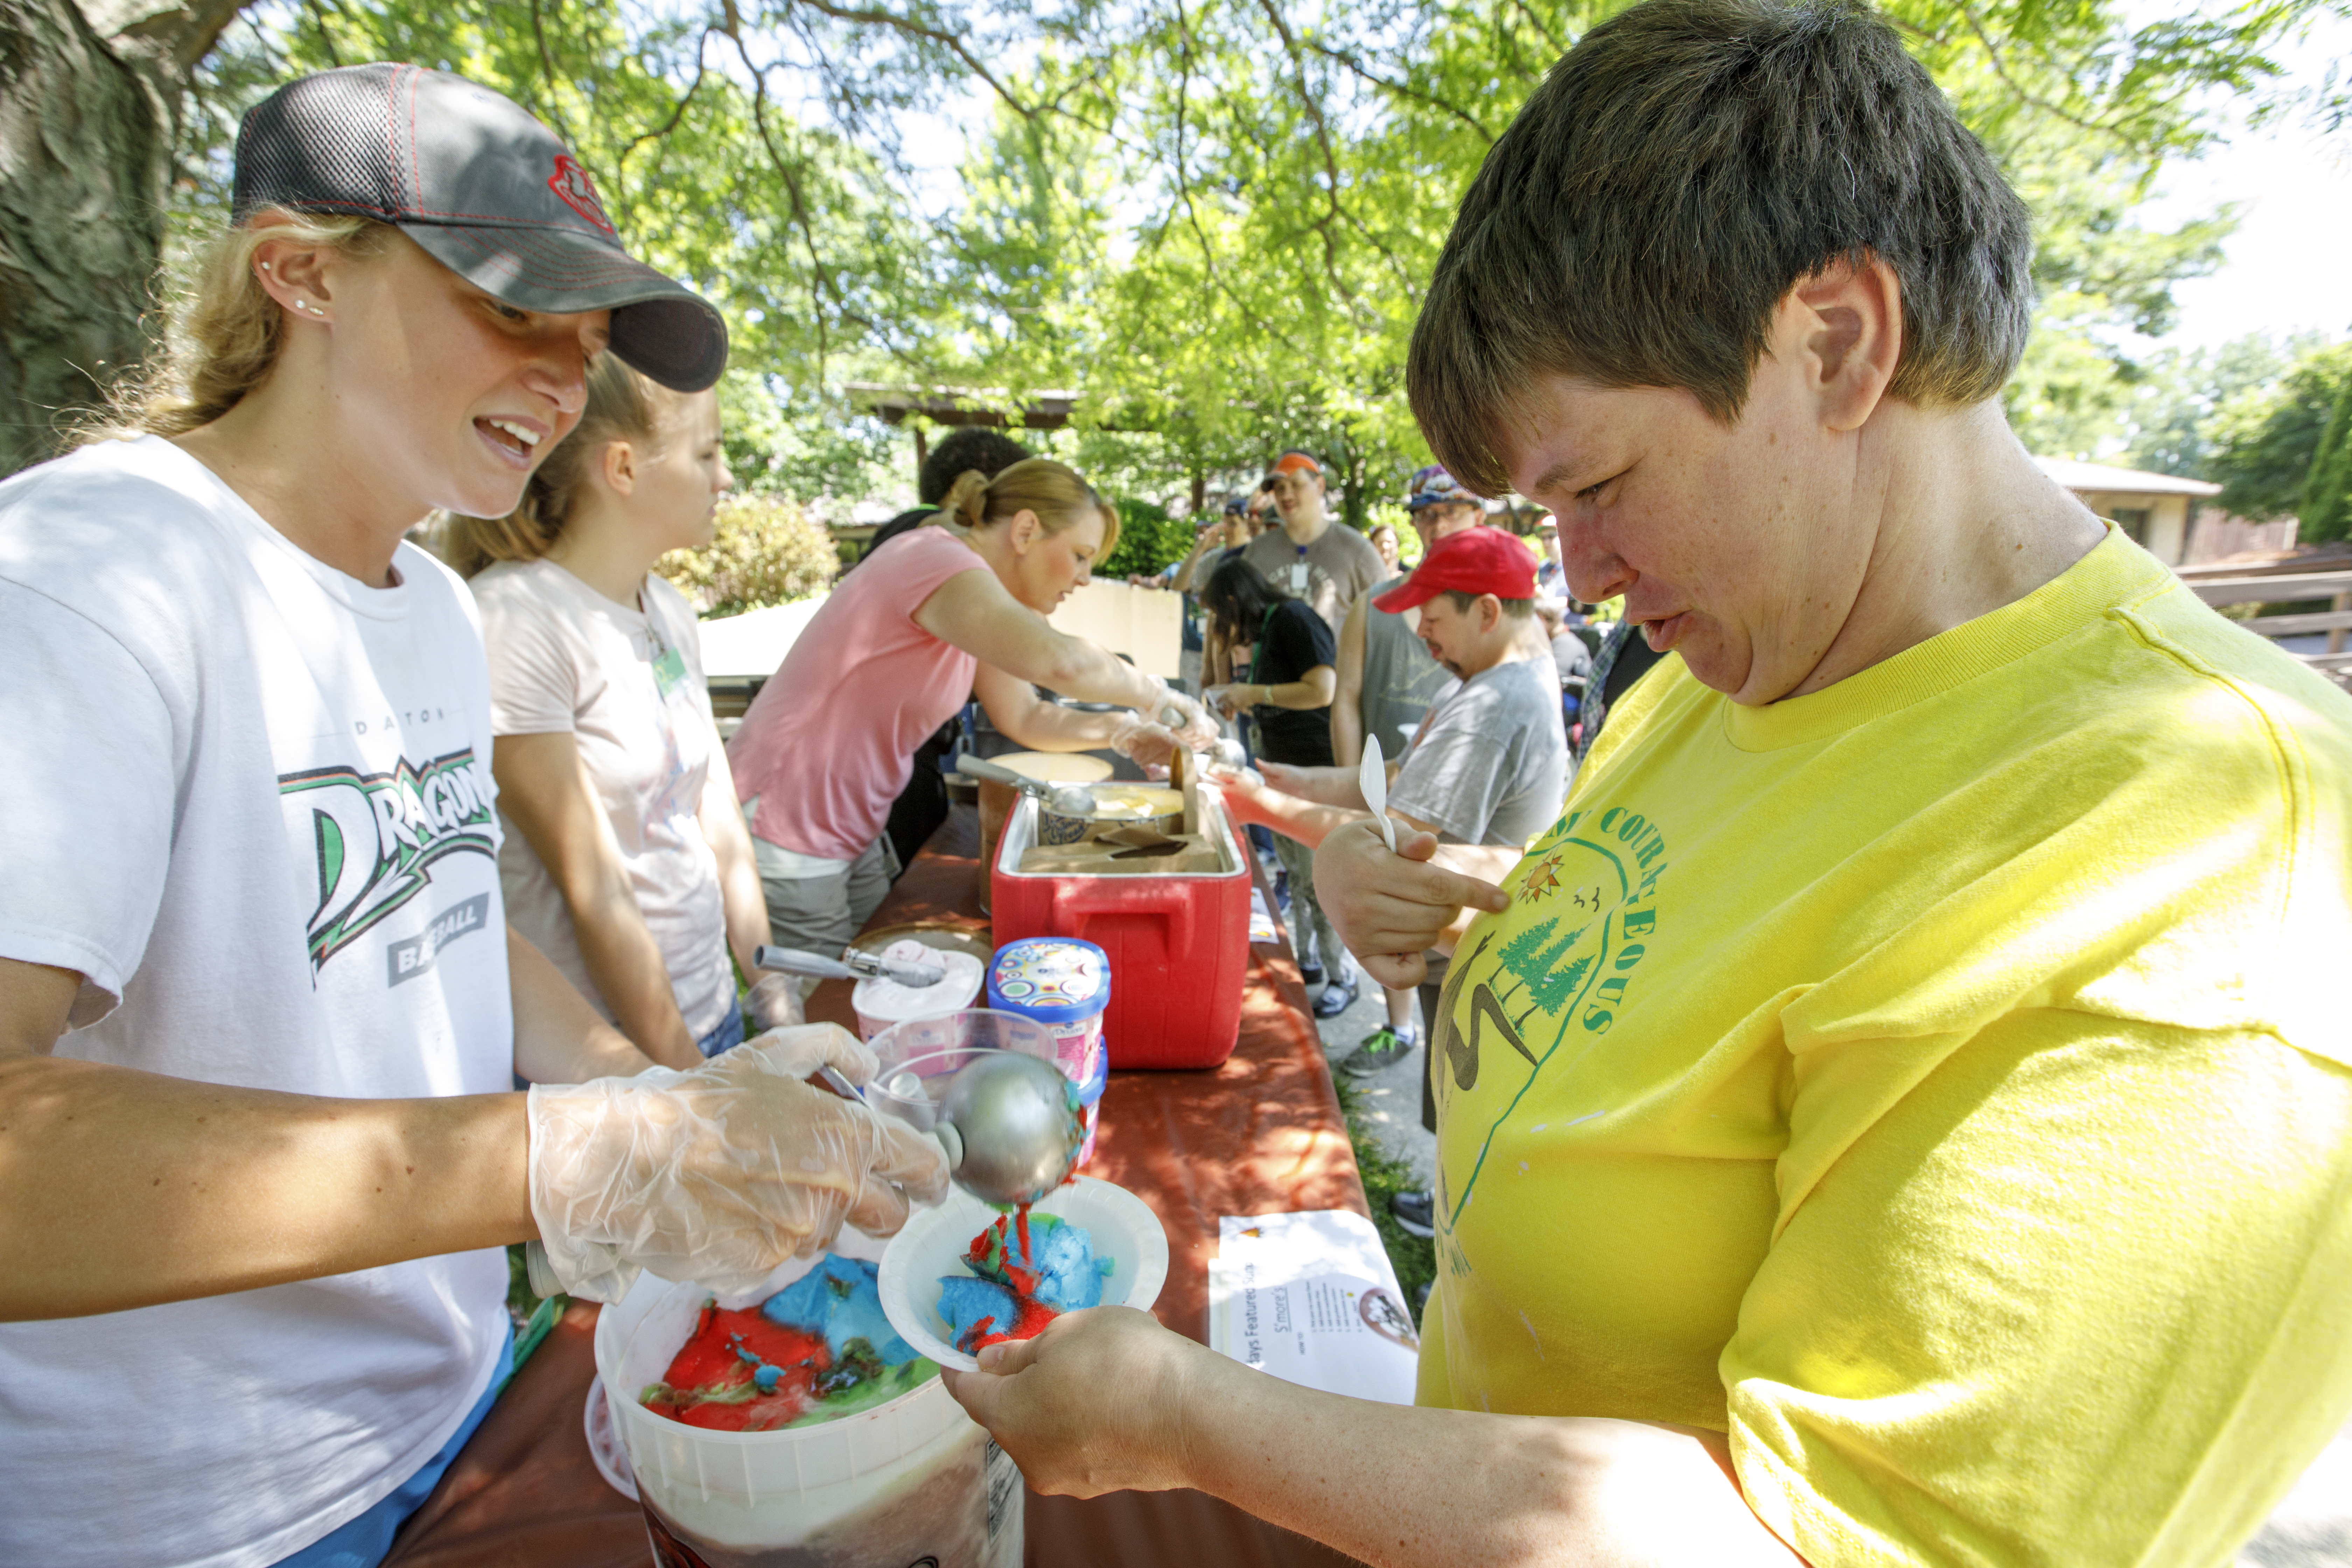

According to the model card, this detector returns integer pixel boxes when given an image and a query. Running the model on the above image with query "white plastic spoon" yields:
[1361,732,1399,853]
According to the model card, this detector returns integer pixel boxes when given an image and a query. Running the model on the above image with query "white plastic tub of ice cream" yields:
[850,938,986,1041]
[593,1236,1023,1568]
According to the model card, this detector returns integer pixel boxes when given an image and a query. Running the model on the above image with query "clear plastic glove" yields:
[744,970,805,1033]
[1154,688,1220,751]
[525,1022,948,1302]
[1108,717,1181,773]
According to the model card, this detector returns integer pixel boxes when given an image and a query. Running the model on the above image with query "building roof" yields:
[2033,457,2221,497]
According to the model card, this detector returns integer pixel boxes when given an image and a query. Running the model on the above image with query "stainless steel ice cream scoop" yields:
[929,1051,1085,1206]
[754,943,945,988]
[752,944,949,1102]
[952,752,1099,819]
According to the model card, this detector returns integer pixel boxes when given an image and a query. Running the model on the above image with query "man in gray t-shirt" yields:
[1214,524,1566,864]
[1387,655,1566,850]
[1242,449,1386,633]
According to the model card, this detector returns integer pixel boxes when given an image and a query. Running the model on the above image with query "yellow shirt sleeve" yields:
[1726,1007,2352,1567]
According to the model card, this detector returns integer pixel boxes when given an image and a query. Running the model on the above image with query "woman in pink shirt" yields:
[728,458,1215,952]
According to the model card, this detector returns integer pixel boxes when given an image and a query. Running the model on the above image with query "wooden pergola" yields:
[843,383,1093,468]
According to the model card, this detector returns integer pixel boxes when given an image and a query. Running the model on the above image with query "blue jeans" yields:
[697,994,746,1057]
[271,1326,516,1568]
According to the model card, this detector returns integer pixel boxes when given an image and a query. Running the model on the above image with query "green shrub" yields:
[1100,495,1196,579]
[657,492,838,617]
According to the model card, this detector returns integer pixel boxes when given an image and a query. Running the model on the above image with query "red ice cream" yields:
[643,1303,827,1432]
[957,1210,1058,1353]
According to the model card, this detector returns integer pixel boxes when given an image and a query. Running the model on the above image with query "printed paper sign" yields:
[1210,1210,1418,1405]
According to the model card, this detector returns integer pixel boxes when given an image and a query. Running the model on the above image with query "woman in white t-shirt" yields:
[0,64,942,1568]
[451,359,793,1066]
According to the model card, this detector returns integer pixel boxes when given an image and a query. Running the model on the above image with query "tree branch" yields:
[525,0,592,152]
[1306,38,1495,142]
[613,27,714,180]
[1250,0,1363,315]
[788,0,1036,120]
[1952,0,2123,141]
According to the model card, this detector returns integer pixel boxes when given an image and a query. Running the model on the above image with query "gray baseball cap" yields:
[232,64,728,392]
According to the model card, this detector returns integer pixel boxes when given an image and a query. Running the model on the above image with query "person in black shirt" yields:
[1200,558,1357,1016]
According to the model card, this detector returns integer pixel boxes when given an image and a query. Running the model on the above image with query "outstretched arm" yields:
[971,664,1182,771]
[0,956,532,1322]
[1332,596,1370,767]
[945,1309,1803,1568]
[915,569,1170,715]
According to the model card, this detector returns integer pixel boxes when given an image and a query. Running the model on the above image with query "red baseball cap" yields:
[1372,526,1536,613]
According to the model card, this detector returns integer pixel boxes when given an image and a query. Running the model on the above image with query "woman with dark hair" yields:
[1200,557,1354,1015]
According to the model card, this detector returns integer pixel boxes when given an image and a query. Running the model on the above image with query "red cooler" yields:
[989,793,1251,1070]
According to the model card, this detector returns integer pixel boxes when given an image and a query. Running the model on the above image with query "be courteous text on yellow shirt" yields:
[1419,528,2352,1566]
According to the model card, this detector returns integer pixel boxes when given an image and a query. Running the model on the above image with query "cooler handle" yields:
[1046,882,1196,953]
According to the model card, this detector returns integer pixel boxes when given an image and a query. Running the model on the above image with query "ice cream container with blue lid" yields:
[984,938,1110,1165]
[984,937,1108,1022]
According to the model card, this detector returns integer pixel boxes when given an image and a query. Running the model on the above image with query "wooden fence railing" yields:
[2175,560,2352,685]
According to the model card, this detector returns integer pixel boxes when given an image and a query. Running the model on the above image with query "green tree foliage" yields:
[1099,494,1193,578]
[2209,342,2352,526]
[140,0,2336,512]
[2300,373,2352,542]
[2122,334,2312,478]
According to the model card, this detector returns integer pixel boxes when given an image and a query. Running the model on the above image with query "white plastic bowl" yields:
[877,1176,1170,1372]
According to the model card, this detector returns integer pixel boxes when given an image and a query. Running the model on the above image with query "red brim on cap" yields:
[1372,575,1442,615]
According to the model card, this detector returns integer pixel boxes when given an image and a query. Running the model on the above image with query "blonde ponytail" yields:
[931,457,1121,559]
[442,355,679,578]
[938,468,993,530]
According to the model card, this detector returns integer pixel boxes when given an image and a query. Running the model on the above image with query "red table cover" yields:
[381,810,1370,1567]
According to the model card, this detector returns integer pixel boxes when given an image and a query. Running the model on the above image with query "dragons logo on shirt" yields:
[278,749,497,974]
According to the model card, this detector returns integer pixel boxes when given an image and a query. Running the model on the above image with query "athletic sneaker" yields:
[1390,1190,1434,1239]
[1339,1025,1416,1078]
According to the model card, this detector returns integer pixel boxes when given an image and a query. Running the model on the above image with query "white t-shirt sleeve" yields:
[0,580,174,1023]
[477,570,579,736]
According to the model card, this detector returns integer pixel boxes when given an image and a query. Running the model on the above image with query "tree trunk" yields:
[0,0,170,474]
[0,0,248,475]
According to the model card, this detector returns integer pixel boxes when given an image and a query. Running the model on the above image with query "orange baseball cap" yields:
[1267,449,1322,480]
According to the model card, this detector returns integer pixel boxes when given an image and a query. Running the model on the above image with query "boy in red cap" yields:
[1213,526,1568,1104]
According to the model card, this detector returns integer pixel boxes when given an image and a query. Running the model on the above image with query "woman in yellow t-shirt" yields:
[937,4,2352,1566]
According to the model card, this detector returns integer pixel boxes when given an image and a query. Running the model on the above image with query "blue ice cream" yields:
[763,1254,920,1366]
[1021,1214,1110,1311]
[937,1209,1116,1353]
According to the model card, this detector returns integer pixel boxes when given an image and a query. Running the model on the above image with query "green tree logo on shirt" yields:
[278,750,497,975]
[1433,805,1670,1233]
